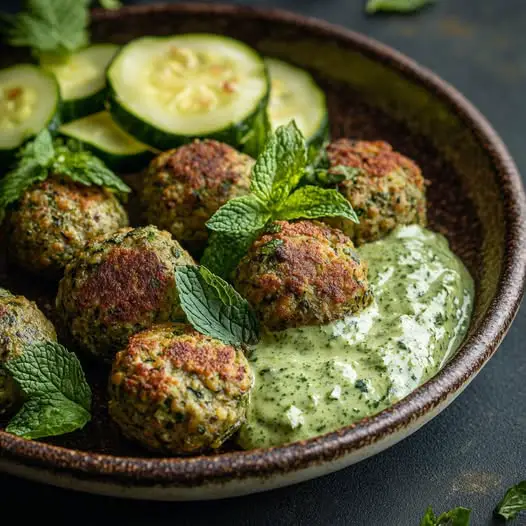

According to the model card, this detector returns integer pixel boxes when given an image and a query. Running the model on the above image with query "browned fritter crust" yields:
[0,288,57,414]
[325,139,427,245]
[233,220,371,331]
[56,226,195,361]
[109,323,252,454]
[141,140,253,252]
[6,177,129,278]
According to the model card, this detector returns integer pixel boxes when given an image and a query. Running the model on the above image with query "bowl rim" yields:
[1,2,525,486]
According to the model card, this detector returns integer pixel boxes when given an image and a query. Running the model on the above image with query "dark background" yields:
[0,1,525,524]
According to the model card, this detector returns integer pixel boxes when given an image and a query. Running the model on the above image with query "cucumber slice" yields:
[41,44,119,123]
[265,57,329,148]
[0,64,60,162]
[107,34,269,150]
[59,111,153,172]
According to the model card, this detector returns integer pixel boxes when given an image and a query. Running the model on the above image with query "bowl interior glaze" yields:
[0,3,524,490]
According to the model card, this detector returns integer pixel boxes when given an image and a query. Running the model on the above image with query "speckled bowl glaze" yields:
[0,3,525,501]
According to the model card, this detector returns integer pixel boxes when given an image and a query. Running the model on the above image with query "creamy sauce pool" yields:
[238,225,474,449]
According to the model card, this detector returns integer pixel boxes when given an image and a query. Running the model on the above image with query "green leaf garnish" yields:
[494,481,526,521]
[275,185,359,223]
[0,0,90,57]
[5,341,91,439]
[250,120,307,206]
[175,266,259,346]
[366,0,435,14]
[201,231,258,280]
[240,109,271,159]
[205,120,358,277]
[97,0,122,9]
[51,142,131,193]
[419,506,471,526]
[0,130,130,221]
[206,195,271,235]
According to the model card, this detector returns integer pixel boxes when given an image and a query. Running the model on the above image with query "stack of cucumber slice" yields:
[0,33,329,173]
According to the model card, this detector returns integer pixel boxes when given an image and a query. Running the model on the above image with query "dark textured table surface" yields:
[0,1,525,524]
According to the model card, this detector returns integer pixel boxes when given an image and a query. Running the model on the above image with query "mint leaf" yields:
[1,0,90,56]
[201,231,257,280]
[0,130,54,222]
[175,266,259,346]
[206,195,270,234]
[6,394,90,439]
[250,120,306,206]
[494,481,526,521]
[7,341,91,410]
[366,0,435,14]
[51,143,131,193]
[5,341,92,439]
[240,109,270,159]
[275,185,359,223]
[30,128,55,165]
[0,132,130,222]
[419,506,471,526]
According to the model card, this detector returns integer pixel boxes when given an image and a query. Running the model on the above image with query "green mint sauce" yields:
[238,225,474,449]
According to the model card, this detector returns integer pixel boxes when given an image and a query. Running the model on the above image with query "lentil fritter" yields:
[56,225,195,362]
[6,177,129,279]
[233,220,371,331]
[109,322,253,454]
[324,139,427,245]
[140,140,253,253]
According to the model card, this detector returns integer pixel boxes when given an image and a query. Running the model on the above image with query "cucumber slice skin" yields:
[65,139,153,173]
[60,87,107,124]
[59,112,153,172]
[41,44,119,124]
[107,34,270,151]
[0,64,61,165]
[109,89,269,151]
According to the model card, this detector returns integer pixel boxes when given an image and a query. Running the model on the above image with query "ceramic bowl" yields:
[0,3,525,501]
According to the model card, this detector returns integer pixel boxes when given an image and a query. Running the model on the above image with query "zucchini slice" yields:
[0,64,60,163]
[41,44,119,123]
[59,111,153,172]
[107,34,269,150]
[265,57,328,148]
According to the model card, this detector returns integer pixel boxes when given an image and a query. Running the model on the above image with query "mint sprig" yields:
[5,341,91,439]
[0,130,130,222]
[366,0,435,14]
[250,120,307,206]
[494,481,526,521]
[51,141,131,192]
[175,266,259,346]
[0,0,90,57]
[205,121,357,276]
[419,506,471,526]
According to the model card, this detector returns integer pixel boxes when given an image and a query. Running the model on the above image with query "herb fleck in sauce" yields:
[238,225,474,449]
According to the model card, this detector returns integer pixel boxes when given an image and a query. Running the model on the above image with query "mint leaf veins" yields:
[494,480,526,521]
[419,506,472,526]
[175,266,259,346]
[5,341,92,439]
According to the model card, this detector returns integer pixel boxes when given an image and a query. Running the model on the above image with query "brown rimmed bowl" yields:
[0,3,525,501]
